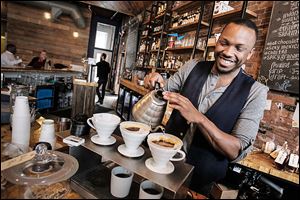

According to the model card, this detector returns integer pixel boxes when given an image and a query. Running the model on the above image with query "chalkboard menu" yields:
[259,1,299,94]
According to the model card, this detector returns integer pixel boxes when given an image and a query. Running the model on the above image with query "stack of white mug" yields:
[11,96,31,153]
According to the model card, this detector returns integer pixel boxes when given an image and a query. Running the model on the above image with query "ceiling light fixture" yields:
[44,12,51,19]
[73,32,79,38]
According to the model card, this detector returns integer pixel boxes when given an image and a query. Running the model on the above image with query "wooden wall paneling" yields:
[7,2,91,66]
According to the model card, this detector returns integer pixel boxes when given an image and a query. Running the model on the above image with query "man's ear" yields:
[247,48,255,60]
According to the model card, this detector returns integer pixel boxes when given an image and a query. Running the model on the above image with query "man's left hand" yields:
[162,91,202,124]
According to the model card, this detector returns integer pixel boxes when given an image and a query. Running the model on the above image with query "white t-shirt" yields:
[1,50,22,67]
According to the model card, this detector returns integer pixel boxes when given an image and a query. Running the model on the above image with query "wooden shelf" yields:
[168,21,209,33]
[138,51,150,54]
[156,68,178,72]
[213,8,257,20]
[155,12,165,20]
[152,31,167,37]
[141,35,150,39]
[150,49,159,52]
[166,46,205,52]
[172,1,201,13]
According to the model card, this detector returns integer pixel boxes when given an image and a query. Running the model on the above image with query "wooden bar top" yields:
[238,151,299,184]
[120,78,150,96]
[73,79,98,87]
[1,66,82,74]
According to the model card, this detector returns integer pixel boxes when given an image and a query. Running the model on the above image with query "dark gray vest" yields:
[165,61,255,187]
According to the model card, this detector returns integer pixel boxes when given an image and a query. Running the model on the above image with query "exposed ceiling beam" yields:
[80,1,152,16]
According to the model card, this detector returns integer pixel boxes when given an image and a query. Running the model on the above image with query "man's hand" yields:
[144,72,165,89]
[163,91,202,124]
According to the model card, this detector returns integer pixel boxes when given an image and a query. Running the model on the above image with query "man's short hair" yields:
[6,44,17,54]
[223,18,258,41]
[102,53,107,60]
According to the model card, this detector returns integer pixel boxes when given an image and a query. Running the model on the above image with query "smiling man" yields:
[144,18,269,196]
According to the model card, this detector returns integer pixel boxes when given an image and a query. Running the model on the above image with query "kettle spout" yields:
[151,125,165,133]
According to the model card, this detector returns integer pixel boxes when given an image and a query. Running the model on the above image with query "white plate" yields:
[117,144,144,158]
[145,157,174,174]
[91,135,116,146]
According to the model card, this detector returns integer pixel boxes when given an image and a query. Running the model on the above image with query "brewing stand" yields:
[57,130,194,199]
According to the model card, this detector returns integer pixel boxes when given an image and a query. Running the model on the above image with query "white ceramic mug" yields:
[139,180,164,199]
[110,166,133,198]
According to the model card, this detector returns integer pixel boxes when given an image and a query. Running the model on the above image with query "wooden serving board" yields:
[1,151,36,171]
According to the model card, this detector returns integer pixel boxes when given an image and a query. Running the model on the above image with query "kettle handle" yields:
[154,81,161,90]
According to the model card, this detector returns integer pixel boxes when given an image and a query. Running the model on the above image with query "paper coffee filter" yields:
[121,121,151,134]
[149,134,182,149]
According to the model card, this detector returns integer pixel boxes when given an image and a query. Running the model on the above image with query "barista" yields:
[144,18,268,196]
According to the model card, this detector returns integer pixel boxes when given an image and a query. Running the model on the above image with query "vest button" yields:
[180,132,183,136]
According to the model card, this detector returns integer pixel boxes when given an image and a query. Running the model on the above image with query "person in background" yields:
[1,44,22,67]
[96,53,111,104]
[144,18,269,196]
[27,50,51,68]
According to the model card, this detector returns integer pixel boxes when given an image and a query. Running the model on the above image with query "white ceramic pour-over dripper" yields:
[119,121,151,154]
[146,133,185,173]
[87,113,120,141]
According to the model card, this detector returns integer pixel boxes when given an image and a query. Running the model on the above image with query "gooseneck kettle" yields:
[132,82,167,129]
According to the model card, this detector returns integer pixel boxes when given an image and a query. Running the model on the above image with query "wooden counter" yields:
[1,66,83,79]
[1,66,82,74]
[120,78,150,96]
[238,151,299,184]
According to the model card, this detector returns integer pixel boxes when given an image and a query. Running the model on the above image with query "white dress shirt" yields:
[1,50,22,67]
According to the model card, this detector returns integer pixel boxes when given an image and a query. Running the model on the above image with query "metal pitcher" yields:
[132,83,167,128]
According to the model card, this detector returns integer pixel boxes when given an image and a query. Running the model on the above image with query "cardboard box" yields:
[210,183,238,199]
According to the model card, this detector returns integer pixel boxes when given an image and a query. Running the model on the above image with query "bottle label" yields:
[288,153,299,168]
[275,150,287,164]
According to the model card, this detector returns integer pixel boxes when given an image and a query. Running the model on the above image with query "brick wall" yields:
[6,2,91,66]
[207,1,299,150]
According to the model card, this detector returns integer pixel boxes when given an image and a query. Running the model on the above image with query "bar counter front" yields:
[1,115,194,199]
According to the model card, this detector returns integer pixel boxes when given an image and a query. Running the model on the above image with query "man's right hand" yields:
[144,72,165,89]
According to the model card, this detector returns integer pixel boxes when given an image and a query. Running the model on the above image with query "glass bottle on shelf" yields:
[274,141,290,170]
[163,55,168,68]
[286,145,299,173]
[171,56,176,69]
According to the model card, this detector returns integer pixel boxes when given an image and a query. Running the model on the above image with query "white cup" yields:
[13,96,30,115]
[87,113,120,141]
[39,119,56,149]
[11,114,31,152]
[110,166,133,198]
[139,180,164,199]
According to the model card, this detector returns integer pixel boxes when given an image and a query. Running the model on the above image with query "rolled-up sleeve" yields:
[231,82,269,163]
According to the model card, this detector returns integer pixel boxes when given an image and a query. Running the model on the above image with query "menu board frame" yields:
[258,1,299,95]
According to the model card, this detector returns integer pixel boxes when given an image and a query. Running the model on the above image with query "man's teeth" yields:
[222,58,234,64]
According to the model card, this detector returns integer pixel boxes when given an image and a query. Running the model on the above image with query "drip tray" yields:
[70,165,140,199]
